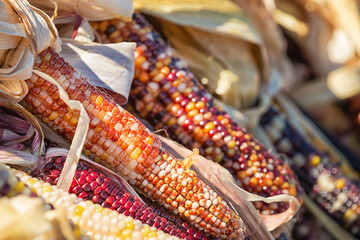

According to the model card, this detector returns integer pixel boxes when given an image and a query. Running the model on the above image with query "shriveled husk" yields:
[274,0,360,78]
[29,0,133,21]
[0,0,60,103]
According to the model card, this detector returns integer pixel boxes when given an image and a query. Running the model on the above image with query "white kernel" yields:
[159,170,166,179]
[165,164,172,172]
[160,162,167,170]
[205,200,211,208]
[192,202,199,209]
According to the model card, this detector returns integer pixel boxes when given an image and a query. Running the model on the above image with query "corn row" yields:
[11,167,178,240]
[23,47,244,239]
[91,13,300,214]
[41,156,213,240]
[260,107,360,237]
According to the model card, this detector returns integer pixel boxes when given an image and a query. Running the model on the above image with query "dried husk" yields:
[29,0,133,21]
[275,0,360,78]
[290,61,360,108]
[0,0,60,103]
[230,0,297,91]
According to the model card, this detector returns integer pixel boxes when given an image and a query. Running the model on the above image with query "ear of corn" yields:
[260,107,360,238]
[11,166,178,240]
[40,155,213,240]
[22,47,245,239]
[0,163,37,198]
[90,13,301,215]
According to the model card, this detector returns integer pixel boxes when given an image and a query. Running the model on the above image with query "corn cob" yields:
[91,13,300,214]
[23,47,244,239]
[41,155,213,240]
[0,163,37,198]
[10,167,178,240]
[260,107,360,237]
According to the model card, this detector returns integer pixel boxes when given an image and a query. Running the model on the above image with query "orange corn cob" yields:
[91,13,301,214]
[23,48,245,239]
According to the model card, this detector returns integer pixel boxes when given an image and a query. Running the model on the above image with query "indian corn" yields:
[91,13,300,214]
[41,155,213,240]
[12,166,178,240]
[23,47,245,239]
[260,107,360,237]
[0,163,36,198]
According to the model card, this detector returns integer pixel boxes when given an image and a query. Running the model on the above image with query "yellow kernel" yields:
[27,179,35,185]
[49,112,58,121]
[63,113,72,121]
[70,116,79,124]
[119,229,132,239]
[75,205,84,217]
[94,126,102,133]
[102,208,111,215]
[94,157,101,163]
[289,186,297,196]
[109,30,120,39]
[84,150,91,156]
[250,154,258,162]
[43,185,53,192]
[126,221,135,231]
[130,147,142,159]
[227,140,236,149]
[100,153,109,160]
[41,117,50,124]
[163,57,171,66]
[147,231,158,238]
[99,21,108,32]
[95,96,103,106]
[141,226,150,236]
[310,155,321,166]
[15,182,25,193]
[94,207,102,214]
[155,61,163,69]
[204,122,215,133]
[335,178,346,189]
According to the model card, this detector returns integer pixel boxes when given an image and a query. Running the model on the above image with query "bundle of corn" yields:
[260,103,360,239]
[91,13,301,215]
[22,47,245,239]
[39,153,213,240]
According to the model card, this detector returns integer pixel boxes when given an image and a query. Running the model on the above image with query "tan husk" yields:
[0,0,60,103]
[29,0,133,21]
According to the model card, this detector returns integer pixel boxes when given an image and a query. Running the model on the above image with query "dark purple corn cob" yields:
[260,107,360,237]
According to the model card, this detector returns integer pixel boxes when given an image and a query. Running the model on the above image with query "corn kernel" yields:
[49,111,58,121]
[75,205,84,216]
[15,182,25,193]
